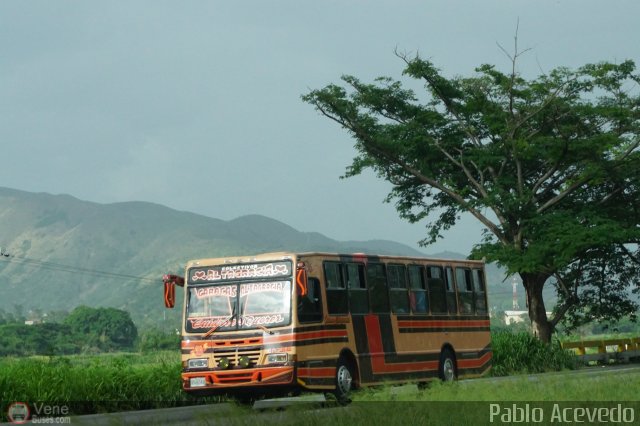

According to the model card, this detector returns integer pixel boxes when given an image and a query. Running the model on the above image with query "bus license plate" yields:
[190,377,206,388]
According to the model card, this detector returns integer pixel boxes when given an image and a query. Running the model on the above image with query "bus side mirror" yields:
[162,274,185,309]
[164,281,175,308]
[296,262,308,297]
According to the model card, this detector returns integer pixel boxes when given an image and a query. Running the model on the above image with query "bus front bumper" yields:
[182,365,295,391]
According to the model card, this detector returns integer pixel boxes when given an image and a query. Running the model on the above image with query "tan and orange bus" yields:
[162,251,492,402]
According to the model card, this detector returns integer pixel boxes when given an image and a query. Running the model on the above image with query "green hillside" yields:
[0,187,433,327]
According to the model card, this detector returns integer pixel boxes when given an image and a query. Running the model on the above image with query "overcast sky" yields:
[1,1,638,255]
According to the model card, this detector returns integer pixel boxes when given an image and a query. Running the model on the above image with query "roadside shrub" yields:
[137,329,181,353]
[491,330,577,376]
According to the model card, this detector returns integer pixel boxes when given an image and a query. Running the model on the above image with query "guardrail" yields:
[561,337,640,363]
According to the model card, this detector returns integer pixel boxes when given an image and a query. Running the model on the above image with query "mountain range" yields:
[2,187,488,327]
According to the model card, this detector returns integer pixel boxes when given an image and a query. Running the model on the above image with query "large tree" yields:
[303,49,640,342]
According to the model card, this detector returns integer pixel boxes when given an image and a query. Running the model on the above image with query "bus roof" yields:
[184,251,484,269]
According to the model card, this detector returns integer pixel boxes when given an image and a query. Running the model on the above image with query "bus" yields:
[162,251,491,402]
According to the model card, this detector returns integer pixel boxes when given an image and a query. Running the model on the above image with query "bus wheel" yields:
[438,348,457,382]
[334,357,354,404]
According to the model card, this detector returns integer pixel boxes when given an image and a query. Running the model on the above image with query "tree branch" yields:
[395,50,484,149]
[536,174,592,214]
[549,266,582,328]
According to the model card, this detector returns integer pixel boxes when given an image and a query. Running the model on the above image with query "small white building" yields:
[504,310,529,325]
[504,310,552,325]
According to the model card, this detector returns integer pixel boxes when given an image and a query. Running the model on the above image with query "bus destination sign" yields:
[189,261,291,283]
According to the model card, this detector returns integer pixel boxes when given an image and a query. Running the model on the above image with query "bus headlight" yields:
[218,357,230,369]
[187,358,208,369]
[265,353,289,364]
[238,355,251,369]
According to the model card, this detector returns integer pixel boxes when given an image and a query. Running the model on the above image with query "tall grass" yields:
[0,352,222,417]
[491,330,577,376]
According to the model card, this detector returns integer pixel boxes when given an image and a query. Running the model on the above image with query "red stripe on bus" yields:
[297,367,336,378]
[365,315,439,373]
[458,351,493,369]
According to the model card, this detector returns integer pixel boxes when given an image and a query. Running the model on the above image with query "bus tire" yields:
[333,356,354,404]
[438,348,457,382]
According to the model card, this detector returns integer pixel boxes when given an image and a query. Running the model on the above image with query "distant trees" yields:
[0,323,77,356]
[0,305,182,356]
[137,328,180,353]
[0,306,139,356]
[64,306,138,350]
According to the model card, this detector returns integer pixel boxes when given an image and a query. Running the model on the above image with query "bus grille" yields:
[213,346,261,368]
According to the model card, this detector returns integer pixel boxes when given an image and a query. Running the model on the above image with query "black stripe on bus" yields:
[297,358,338,368]
[378,314,397,354]
[351,315,374,383]
[382,351,441,364]
[300,378,335,387]
[396,315,490,321]
[466,344,492,357]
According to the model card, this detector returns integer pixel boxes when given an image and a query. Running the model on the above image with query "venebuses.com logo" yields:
[6,401,71,424]
[6,402,30,424]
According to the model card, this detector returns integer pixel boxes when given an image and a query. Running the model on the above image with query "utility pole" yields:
[512,276,520,310]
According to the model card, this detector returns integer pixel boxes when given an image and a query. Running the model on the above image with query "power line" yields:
[0,254,158,283]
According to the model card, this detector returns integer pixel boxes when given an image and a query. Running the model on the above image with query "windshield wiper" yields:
[255,324,274,335]
[202,312,236,338]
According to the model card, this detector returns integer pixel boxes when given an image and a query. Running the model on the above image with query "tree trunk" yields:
[520,272,553,343]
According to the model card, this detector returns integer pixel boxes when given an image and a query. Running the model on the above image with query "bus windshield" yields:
[186,281,291,333]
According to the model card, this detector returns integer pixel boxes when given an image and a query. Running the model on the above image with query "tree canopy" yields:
[303,50,640,342]
[64,305,138,350]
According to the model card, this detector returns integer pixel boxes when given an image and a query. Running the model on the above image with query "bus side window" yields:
[324,262,347,314]
[388,264,409,313]
[473,269,487,315]
[426,266,446,314]
[346,263,368,314]
[298,277,323,323]
[445,267,459,315]
[345,263,366,289]
[409,265,428,314]
[367,263,389,313]
[455,268,474,315]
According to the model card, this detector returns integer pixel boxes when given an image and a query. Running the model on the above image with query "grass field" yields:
[0,331,636,422]
[354,368,640,402]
